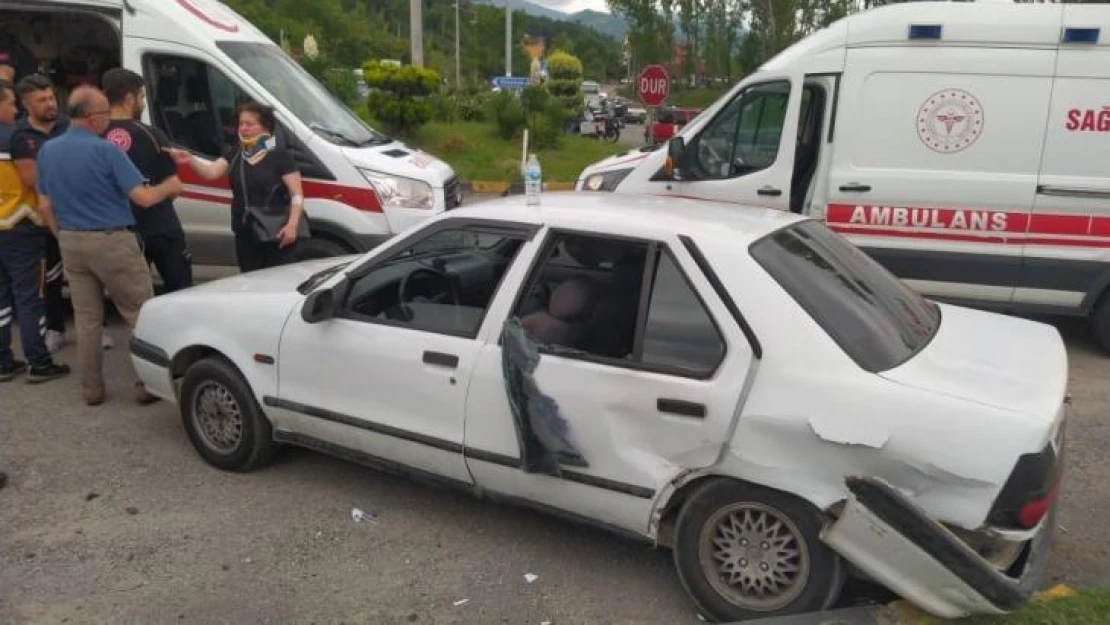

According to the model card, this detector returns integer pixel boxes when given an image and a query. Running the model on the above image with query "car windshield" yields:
[750,220,941,372]
[217,41,389,148]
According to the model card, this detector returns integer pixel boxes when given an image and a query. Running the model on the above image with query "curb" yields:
[462,181,577,195]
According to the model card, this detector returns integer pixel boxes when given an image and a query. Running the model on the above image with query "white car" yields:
[130,194,1067,623]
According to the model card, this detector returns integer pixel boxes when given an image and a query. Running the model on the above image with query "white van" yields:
[578,2,1110,351]
[1,0,460,265]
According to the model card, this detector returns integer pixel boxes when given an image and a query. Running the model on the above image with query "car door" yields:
[462,228,758,535]
[1023,6,1110,312]
[675,75,802,211]
[270,219,538,484]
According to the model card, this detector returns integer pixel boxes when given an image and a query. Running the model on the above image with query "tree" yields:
[363,60,441,135]
[545,50,585,121]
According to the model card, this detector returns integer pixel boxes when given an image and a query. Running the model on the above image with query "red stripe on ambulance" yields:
[827,203,1110,247]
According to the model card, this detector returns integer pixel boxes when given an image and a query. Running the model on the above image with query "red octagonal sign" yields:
[638,65,670,107]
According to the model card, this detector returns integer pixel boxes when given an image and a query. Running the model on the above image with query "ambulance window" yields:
[144,55,250,158]
[693,81,790,180]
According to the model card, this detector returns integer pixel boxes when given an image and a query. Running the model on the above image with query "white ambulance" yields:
[579,1,1110,352]
[0,0,460,265]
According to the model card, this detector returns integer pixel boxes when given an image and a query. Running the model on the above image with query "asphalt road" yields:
[1,310,1108,624]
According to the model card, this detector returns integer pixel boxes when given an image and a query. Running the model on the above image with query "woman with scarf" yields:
[168,101,307,272]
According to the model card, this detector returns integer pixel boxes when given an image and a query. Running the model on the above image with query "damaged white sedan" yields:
[130,194,1067,623]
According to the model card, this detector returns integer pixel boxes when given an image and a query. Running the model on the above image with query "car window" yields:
[344,227,526,338]
[693,81,790,180]
[640,251,725,374]
[144,54,251,158]
[750,220,941,372]
[514,232,725,377]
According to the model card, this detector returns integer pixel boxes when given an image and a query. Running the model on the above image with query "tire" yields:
[295,236,352,261]
[672,479,845,623]
[179,357,278,472]
[1094,291,1110,355]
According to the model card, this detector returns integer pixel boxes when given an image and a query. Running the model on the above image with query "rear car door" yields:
[462,228,758,534]
[823,24,1059,307]
[1024,6,1110,313]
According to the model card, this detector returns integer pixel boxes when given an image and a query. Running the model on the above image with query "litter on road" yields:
[524,573,539,584]
[351,507,379,524]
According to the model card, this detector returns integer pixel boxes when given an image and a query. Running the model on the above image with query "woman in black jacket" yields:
[168,101,307,272]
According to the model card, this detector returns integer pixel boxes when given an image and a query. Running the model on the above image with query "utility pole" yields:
[455,1,461,89]
[410,0,424,67]
[505,0,512,76]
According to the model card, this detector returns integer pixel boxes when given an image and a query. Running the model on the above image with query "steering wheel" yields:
[397,266,462,323]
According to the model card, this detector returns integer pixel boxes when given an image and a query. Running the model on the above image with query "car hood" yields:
[190,256,360,295]
[881,303,1068,423]
[340,141,456,187]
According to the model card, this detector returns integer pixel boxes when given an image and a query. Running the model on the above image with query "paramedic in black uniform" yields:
[101,68,191,292]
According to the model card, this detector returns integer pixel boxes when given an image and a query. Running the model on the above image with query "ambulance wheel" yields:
[672,479,845,622]
[1093,291,1110,355]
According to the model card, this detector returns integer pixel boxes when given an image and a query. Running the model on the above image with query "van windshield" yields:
[217,41,389,147]
[750,220,941,372]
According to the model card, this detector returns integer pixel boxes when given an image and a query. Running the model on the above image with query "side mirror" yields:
[301,287,337,324]
[665,136,686,180]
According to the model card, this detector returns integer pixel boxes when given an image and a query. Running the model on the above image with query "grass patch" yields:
[958,586,1110,625]
[408,122,628,182]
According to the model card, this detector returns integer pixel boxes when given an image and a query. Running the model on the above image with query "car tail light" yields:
[986,441,1062,530]
[1017,468,1063,529]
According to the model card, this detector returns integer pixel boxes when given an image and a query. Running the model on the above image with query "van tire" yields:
[296,237,351,261]
[672,479,844,623]
[1093,292,1110,355]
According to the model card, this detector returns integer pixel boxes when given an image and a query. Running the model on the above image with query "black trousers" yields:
[142,233,193,294]
[234,231,299,273]
[43,233,65,333]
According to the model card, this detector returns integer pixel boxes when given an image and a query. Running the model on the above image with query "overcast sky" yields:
[539,0,611,13]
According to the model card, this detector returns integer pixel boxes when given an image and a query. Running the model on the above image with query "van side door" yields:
[1026,7,1110,314]
[824,43,1057,308]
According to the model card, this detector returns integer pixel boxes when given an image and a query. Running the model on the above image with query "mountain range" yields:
[471,0,629,40]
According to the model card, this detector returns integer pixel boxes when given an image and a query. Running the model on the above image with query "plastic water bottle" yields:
[525,153,542,206]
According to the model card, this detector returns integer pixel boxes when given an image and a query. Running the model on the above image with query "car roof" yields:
[444,192,807,246]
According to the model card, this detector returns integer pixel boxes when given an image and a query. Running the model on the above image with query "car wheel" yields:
[673,479,845,623]
[180,357,277,472]
[296,237,351,261]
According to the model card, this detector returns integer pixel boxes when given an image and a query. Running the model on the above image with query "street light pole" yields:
[455,1,461,89]
[505,0,512,76]
[410,0,424,68]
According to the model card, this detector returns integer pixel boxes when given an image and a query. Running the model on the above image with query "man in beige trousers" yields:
[35,86,181,405]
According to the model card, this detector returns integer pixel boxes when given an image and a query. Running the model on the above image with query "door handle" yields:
[657,398,707,419]
[757,186,782,197]
[839,183,872,193]
[422,351,459,369]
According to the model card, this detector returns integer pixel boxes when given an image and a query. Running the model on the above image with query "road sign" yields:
[637,65,670,107]
[491,76,531,90]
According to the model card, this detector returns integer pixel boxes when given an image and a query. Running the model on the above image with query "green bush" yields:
[430,93,458,123]
[488,91,525,140]
[545,50,584,121]
[532,99,567,150]
[362,60,441,135]
[457,95,487,122]
[323,68,361,107]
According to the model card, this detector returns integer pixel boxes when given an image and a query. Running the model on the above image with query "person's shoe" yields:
[102,334,115,350]
[26,362,71,384]
[85,394,105,407]
[0,360,27,382]
[135,382,159,406]
[0,472,8,490]
[45,330,65,354]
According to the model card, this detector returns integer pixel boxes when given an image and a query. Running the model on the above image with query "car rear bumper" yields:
[822,476,1056,619]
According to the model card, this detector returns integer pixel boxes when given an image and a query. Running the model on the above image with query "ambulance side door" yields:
[824,46,1056,307]
[1026,9,1110,314]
